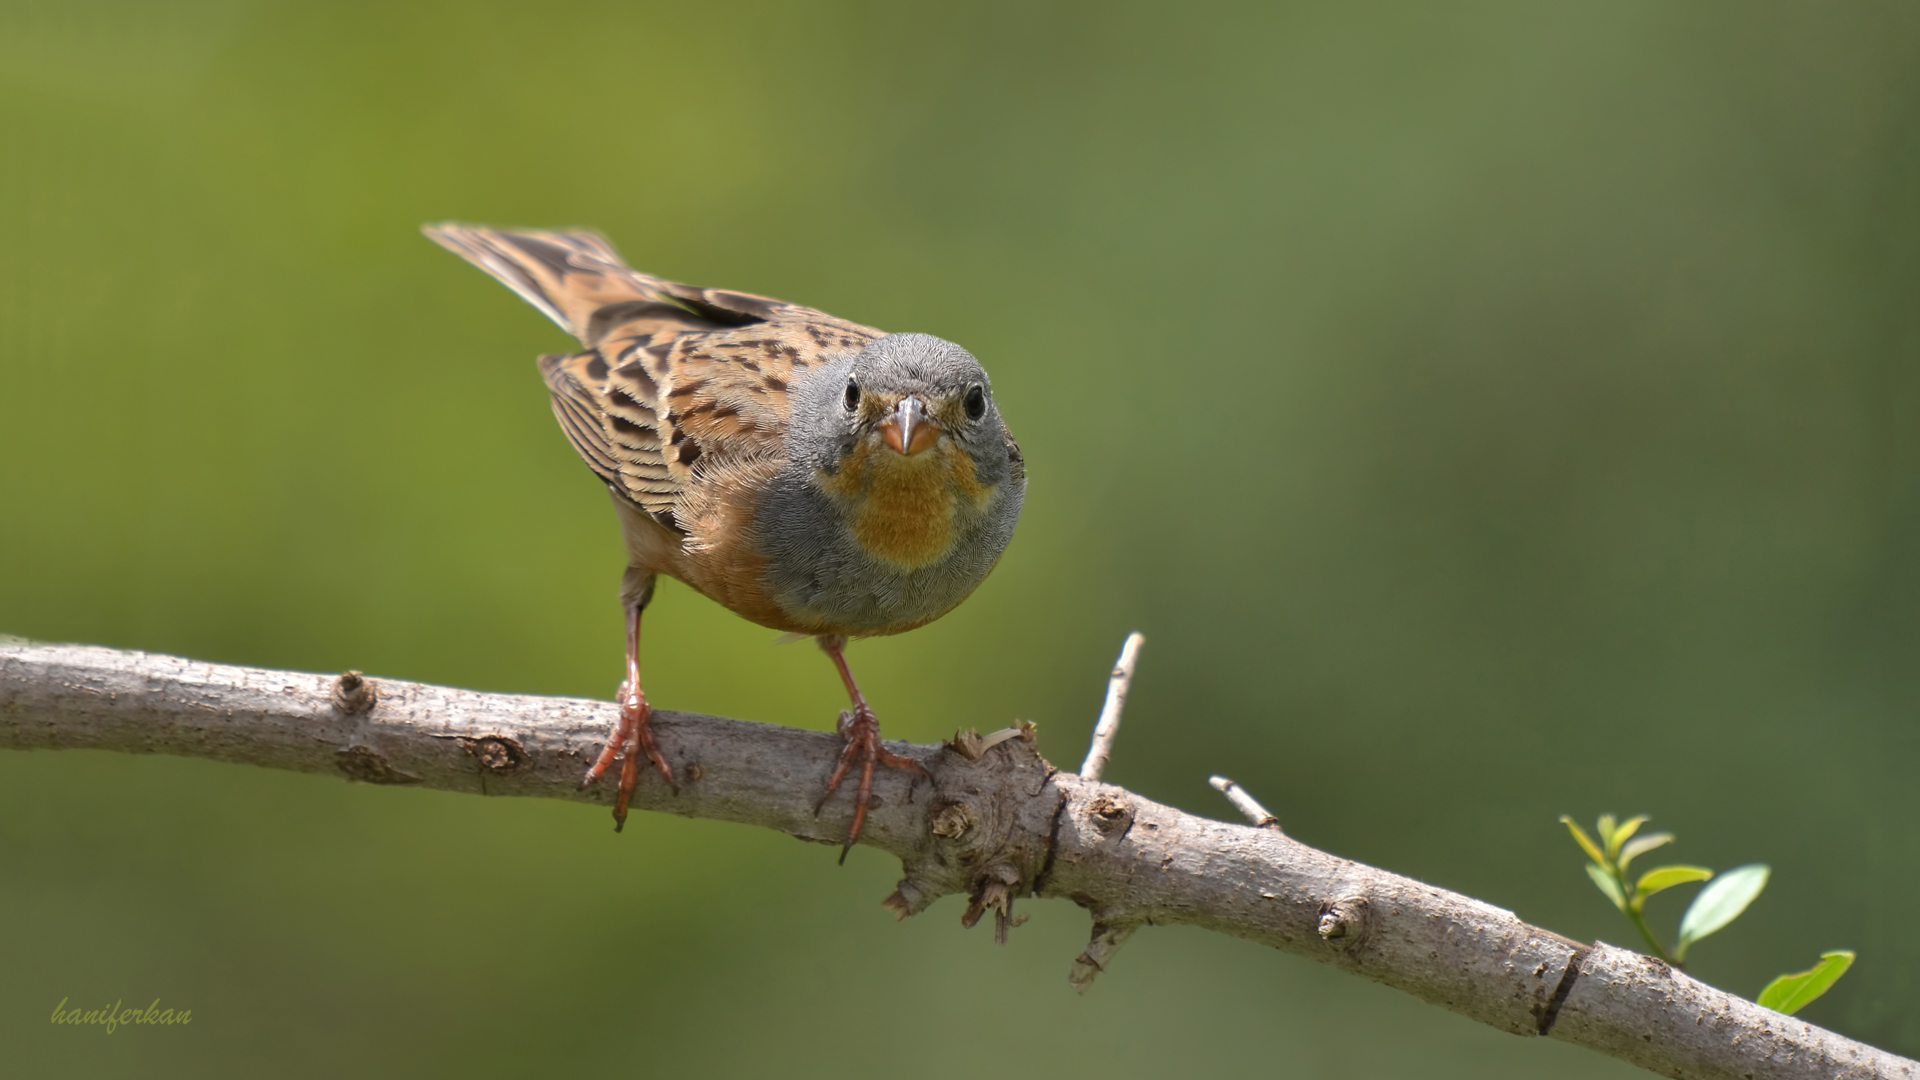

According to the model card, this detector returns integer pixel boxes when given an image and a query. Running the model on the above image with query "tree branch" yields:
[1,639,1910,1080]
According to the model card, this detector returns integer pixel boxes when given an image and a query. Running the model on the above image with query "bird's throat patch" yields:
[821,441,988,570]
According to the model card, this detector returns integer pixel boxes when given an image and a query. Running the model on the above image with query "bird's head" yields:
[839,333,1007,466]
[792,332,1022,569]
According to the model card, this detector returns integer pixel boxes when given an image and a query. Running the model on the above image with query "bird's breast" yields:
[816,440,993,570]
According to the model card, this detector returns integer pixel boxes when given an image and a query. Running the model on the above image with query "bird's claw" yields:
[817,704,930,862]
[582,679,675,831]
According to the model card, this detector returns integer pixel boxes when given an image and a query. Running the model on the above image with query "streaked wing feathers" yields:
[430,223,887,526]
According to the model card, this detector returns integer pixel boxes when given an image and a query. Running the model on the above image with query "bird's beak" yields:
[880,395,941,456]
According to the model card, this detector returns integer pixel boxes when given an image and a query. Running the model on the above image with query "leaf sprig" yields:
[1559,814,1850,1016]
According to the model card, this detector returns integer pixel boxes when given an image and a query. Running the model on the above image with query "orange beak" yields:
[879,395,941,456]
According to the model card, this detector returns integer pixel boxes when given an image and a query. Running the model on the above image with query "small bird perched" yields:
[423,224,1024,855]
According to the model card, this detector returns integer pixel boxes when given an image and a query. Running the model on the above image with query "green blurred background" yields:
[3,1,1916,1075]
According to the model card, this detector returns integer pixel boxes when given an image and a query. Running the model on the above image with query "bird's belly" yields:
[749,475,1015,637]
[775,559,982,637]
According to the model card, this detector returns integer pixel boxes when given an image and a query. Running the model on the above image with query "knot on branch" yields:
[881,730,1062,942]
[929,799,978,839]
[460,735,528,774]
[331,671,376,715]
[1317,894,1372,948]
[1086,791,1135,838]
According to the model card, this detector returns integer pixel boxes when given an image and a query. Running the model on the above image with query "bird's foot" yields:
[581,680,675,831]
[815,704,930,863]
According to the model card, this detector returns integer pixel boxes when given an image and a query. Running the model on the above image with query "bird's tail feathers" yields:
[423,222,667,346]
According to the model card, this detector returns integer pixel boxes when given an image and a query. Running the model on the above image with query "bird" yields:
[423,224,1025,857]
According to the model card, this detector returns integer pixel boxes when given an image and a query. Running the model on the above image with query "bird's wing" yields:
[426,223,883,527]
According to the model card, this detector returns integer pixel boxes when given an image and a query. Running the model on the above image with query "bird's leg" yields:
[581,577,673,831]
[813,634,930,862]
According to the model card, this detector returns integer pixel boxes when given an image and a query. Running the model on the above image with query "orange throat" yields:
[821,440,989,570]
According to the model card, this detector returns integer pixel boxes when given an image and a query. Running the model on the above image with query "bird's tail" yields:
[422,223,671,347]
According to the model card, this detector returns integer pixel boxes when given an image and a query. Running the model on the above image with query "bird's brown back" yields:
[423,223,888,630]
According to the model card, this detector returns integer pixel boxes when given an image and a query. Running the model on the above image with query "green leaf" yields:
[1596,814,1618,852]
[1585,862,1627,911]
[1561,816,1608,867]
[1617,832,1674,875]
[1757,951,1854,1015]
[1607,815,1650,860]
[1632,865,1713,911]
[1677,863,1770,955]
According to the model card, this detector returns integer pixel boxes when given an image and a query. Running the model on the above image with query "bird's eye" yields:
[963,384,987,421]
[844,380,861,411]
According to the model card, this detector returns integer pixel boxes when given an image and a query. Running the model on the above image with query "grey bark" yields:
[0,640,1910,1080]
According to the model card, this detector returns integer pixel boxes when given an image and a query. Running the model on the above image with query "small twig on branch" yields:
[0,638,1912,1080]
[1079,630,1143,782]
[1070,631,1148,987]
[1210,774,1281,832]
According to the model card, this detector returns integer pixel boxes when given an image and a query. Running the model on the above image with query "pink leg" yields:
[581,603,674,830]
[814,635,930,862]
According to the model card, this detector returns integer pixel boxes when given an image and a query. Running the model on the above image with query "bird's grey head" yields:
[789,332,1018,484]
[760,331,1025,631]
